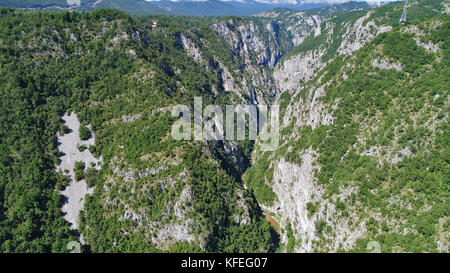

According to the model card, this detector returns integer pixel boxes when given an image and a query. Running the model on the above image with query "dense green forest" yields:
[0,0,448,253]
[249,10,449,252]
[0,7,277,252]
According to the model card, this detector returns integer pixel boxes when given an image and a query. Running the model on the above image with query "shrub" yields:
[85,168,98,188]
[79,125,91,141]
[74,161,85,181]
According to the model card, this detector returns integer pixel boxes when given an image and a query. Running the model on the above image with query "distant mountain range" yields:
[0,0,378,16]
[150,0,329,16]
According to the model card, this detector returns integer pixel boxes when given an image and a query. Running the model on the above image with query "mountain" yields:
[0,0,331,15]
[248,0,450,252]
[153,0,330,16]
[94,0,166,15]
[304,0,372,15]
[0,0,95,9]
[0,3,327,252]
[0,0,72,8]
[153,0,251,16]
[0,7,277,252]
[0,0,448,253]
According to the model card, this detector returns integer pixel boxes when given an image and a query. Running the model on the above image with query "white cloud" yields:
[219,0,248,2]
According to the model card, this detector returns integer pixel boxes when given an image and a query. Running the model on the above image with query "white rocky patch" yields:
[213,17,320,70]
[56,112,102,230]
[281,84,334,133]
[218,61,239,94]
[127,49,136,56]
[275,11,391,93]
[286,14,323,46]
[232,189,251,225]
[121,113,141,123]
[371,58,403,72]
[151,221,196,247]
[417,41,441,53]
[180,34,203,61]
[337,11,392,56]
[402,24,442,53]
[149,180,199,249]
[390,147,412,164]
[274,49,327,92]
[270,151,320,252]
[266,148,368,252]
[445,2,450,13]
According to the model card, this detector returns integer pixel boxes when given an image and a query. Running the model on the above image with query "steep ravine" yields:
[240,9,390,252]
[2,1,447,253]
[71,1,447,252]
[174,6,383,252]
[243,1,449,253]
[247,3,449,252]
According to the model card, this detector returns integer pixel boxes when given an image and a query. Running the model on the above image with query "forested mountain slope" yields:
[0,0,95,9]
[0,0,336,16]
[93,0,166,15]
[0,0,167,14]
[274,0,448,92]
[0,0,448,253]
[0,8,281,252]
[0,4,331,252]
[248,1,449,252]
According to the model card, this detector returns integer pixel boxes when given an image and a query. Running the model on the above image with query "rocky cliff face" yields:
[75,0,448,253]
[213,13,323,69]
[5,0,446,253]
[274,10,393,93]
[205,13,324,104]
[249,0,450,252]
